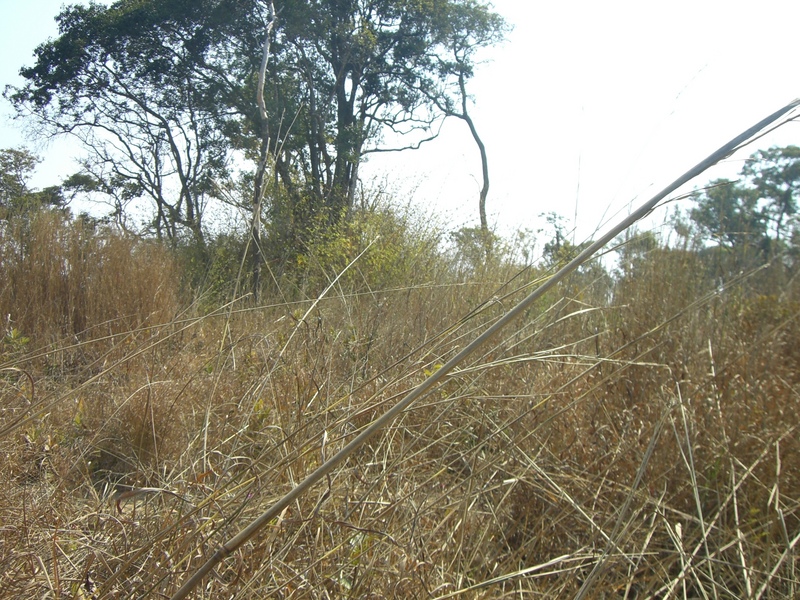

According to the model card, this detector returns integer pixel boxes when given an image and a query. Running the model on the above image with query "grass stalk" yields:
[170,99,800,600]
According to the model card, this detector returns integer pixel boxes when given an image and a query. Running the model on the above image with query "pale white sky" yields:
[2,0,799,243]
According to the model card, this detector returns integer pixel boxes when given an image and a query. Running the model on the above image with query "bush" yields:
[289,200,446,298]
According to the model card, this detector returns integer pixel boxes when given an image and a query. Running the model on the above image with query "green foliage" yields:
[1,325,31,360]
[690,146,800,266]
[8,0,507,251]
[7,1,233,243]
[743,145,800,241]
[0,148,65,220]
[291,201,444,297]
[181,231,250,302]
[0,148,37,203]
[449,226,499,274]
[690,179,766,250]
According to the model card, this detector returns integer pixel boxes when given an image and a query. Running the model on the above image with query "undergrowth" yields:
[0,207,798,599]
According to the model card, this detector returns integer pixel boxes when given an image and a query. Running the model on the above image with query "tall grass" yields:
[0,205,798,598]
[1,211,180,350]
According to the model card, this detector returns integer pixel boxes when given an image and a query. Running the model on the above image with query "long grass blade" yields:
[168,99,800,600]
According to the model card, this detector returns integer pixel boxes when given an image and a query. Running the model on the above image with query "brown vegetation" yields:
[1,208,798,599]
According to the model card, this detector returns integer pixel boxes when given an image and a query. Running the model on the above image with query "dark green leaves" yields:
[0,148,66,219]
[691,146,800,259]
[8,0,506,244]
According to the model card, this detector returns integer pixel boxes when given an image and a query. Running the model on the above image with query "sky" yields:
[1,0,799,245]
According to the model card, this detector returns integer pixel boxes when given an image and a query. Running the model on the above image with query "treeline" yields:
[4,0,507,297]
[2,142,799,343]
[7,0,797,304]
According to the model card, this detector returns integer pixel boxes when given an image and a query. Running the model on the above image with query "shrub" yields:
[290,200,446,298]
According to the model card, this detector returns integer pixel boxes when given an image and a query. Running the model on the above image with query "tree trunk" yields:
[458,71,491,258]
[251,1,278,303]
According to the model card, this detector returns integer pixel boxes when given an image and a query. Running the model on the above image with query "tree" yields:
[254,0,508,235]
[422,0,507,252]
[8,0,507,258]
[0,147,65,220]
[250,0,278,302]
[690,179,766,251]
[7,1,240,247]
[742,145,800,242]
[690,146,800,255]
[0,148,37,209]
[688,146,800,279]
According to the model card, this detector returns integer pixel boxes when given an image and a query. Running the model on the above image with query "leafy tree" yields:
[742,145,800,242]
[0,147,65,219]
[690,146,800,258]
[6,1,234,247]
[7,0,507,258]
[690,179,766,251]
[688,146,800,282]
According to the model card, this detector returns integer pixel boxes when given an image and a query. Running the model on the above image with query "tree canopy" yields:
[692,147,800,240]
[7,0,507,249]
[690,145,800,269]
[0,147,65,219]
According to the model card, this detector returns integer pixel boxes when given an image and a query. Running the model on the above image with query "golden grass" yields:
[1,212,798,599]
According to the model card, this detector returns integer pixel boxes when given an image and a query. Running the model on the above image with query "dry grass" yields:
[1,211,798,599]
